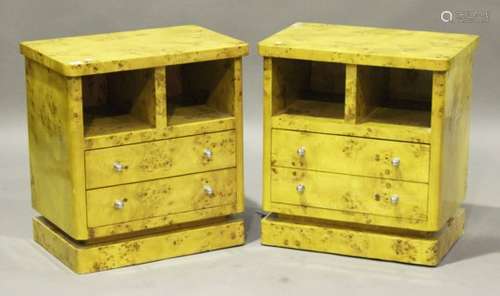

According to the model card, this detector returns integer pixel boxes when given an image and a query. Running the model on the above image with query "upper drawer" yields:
[271,167,428,220]
[272,130,429,183]
[87,168,237,228]
[85,130,236,189]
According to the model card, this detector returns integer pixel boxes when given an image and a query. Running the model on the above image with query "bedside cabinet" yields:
[21,25,248,273]
[259,23,478,266]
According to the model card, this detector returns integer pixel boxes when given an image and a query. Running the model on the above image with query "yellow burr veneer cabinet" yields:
[259,23,478,266]
[20,25,248,273]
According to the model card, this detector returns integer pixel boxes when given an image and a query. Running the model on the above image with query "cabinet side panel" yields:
[428,72,445,230]
[26,60,87,239]
[439,47,474,226]
[234,58,244,213]
[262,58,273,211]
[429,46,475,230]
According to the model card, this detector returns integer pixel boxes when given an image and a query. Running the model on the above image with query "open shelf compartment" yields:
[272,58,346,120]
[166,59,235,126]
[82,68,156,137]
[356,65,432,128]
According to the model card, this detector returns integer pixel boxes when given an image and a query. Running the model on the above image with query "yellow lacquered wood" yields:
[168,105,233,126]
[83,57,240,150]
[154,67,167,129]
[233,58,245,213]
[364,107,430,128]
[271,167,428,220]
[26,60,88,240]
[88,204,239,239]
[24,26,248,271]
[84,118,235,150]
[173,58,235,116]
[272,111,431,144]
[344,64,358,123]
[427,72,446,230]
[82,68,159,137]
[260,24,477,257]
[261,208,465,266]
[259,23,478,71]
[20,25,249,76]
[87,169,236,227]
[346,65,432,126]
[428,46,476,231]
[272,129,430,183]
[33,216,245,274]
[85,130,236,189]
[266,200,429,230]
[84,115,153,138]
[262,58,273,211]
[278,100,345,120]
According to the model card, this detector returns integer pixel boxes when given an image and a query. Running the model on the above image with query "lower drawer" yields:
[86,168,236,227]
[271,167,428,220]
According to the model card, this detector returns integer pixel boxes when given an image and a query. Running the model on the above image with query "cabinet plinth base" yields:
[261,209,465,266]
[33,216,245,274]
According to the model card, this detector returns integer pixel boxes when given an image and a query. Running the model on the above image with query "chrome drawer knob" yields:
[204,185,214,196]
[297,147,306,157]
[113,199,125,209]
[390,194,400,205]
[391,157,401,167]
[203,148,213,160]
[296,183,305,193]
[113,161,125,172]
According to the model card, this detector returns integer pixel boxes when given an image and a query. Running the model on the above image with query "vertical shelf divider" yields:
[345,64,383,124]
[154,67,167,129]
[344,64,358,124]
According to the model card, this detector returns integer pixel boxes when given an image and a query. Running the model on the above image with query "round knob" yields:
[297,147,306,157]
[296,183,305,193]
[113,199,125,209]
[204,185,214,196]
[113,162,125,172]
[391,157,401,167]
[390,194,399,205]
[203,148,213,160]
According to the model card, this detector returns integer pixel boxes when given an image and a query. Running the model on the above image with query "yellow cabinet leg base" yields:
[261,209,465,266]
[33,216,245,274]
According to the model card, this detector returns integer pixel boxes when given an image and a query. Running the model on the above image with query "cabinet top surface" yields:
[259,23,478,71]
[20,25,248,76]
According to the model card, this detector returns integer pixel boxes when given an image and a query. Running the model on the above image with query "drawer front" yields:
[87,168,236,227]
[272,130,429,183]
[271,167,428,220]
[85,130,236,189]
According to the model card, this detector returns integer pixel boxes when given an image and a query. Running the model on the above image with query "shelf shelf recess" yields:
[166,59,235,127]
[82,68,156,138]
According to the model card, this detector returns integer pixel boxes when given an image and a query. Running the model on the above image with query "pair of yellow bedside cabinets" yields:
[20,23,479,273]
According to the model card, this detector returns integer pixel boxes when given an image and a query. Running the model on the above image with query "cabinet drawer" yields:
[272,130,429,183]
[85,130,236,189]
[271,167,428,220]
[87,168,236,227]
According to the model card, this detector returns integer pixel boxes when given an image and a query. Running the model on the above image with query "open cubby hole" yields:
[166,59,235,126]
[272,58,346,119]
[82,68,156,137]
[356,66,432,127]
